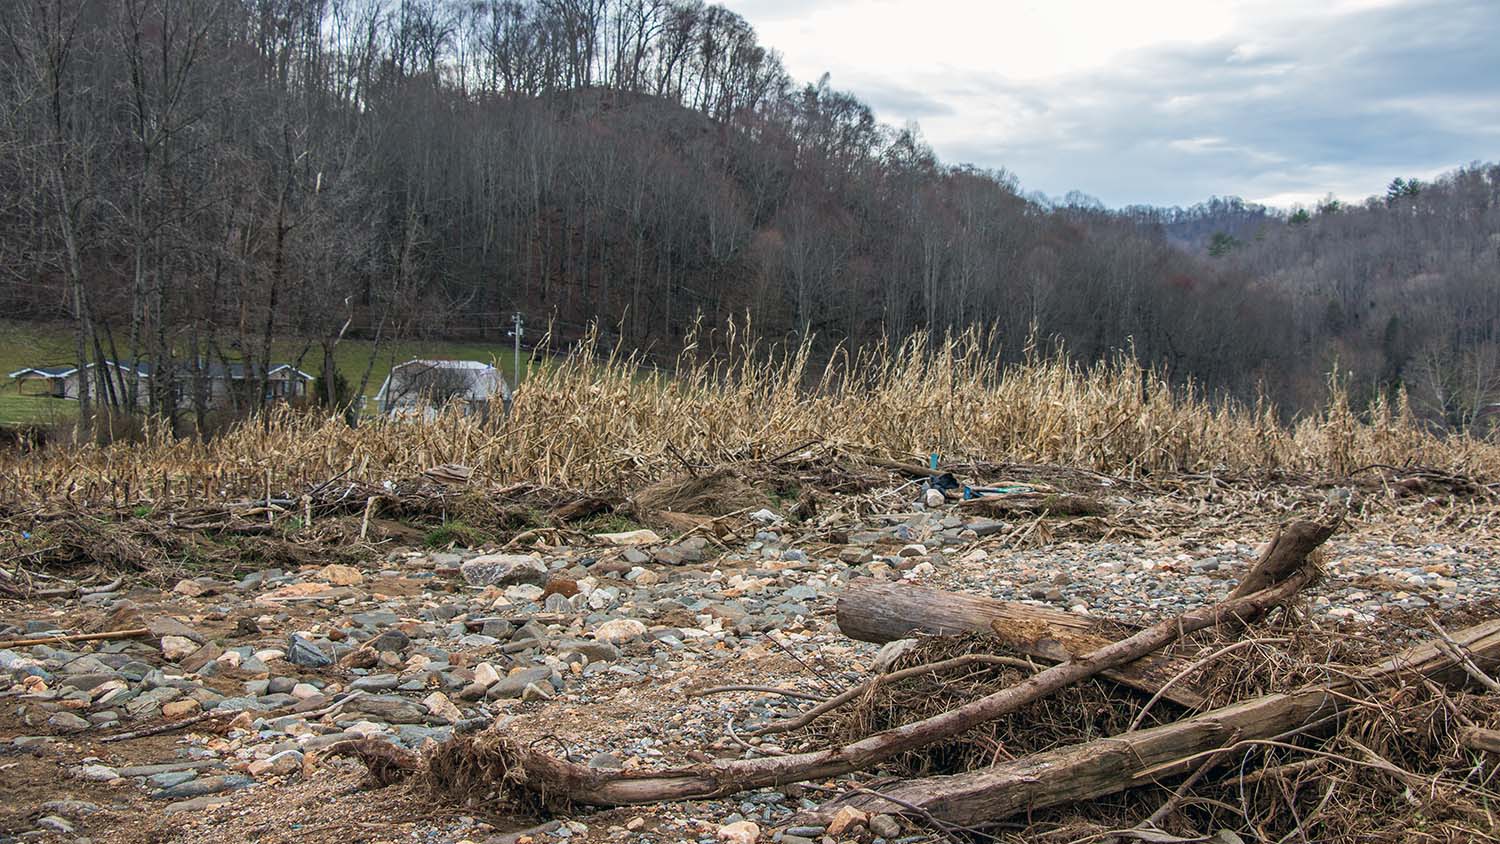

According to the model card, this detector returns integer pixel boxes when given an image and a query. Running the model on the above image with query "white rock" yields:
[345,720,389,737]
[473,662,502,688]
[160,636,197,661]
[923,488,946,508]
[423,691,462,724]
[73,765,120,782]
[748,509,780,524]
[460,553,548,588]
[593,618,648,643]
[290,683,321,700]
[248,750,302,778]
[595,529,662,546]
[717,820,761,844]
[504,584,545,602]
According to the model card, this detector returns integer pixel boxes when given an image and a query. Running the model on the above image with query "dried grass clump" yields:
[422,735,567,817]
[629,469,764,517]
[1,325,1496,510]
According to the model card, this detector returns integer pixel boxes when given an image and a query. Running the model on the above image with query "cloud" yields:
[723,0,1500,207]
[842,76,956,119]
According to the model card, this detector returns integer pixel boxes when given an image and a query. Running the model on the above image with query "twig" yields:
[101,710,219,742]
[0,627,151,648]
[1128,638,1288,731]
[692,685,826,702]
[663,441,698,477]
[1427,616,1500,692]
[100,690,365,743]
[725,715,786,756]
[765,631,846,696]
[358,495,377,542]
[756,653,1037,736]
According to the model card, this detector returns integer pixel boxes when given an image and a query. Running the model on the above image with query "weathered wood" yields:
[1231,518,1340,602]
[1459,726,1500,754]
[837,580,1208,708]
[0,627,151,647]
[801,617,1500,827]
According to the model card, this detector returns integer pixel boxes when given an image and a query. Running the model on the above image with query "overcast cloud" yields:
[720,0,1500,208]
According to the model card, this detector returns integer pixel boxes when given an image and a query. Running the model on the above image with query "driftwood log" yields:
[344,555,1323,807]
[800,617,1500,827]
[837,580,1209,708]
[837,518,1340,709]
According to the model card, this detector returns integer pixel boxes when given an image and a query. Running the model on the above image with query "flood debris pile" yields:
[2,454,1498,843]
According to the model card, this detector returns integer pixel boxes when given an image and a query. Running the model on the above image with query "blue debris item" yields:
[921,453,960,494]
[962,484,1034,500]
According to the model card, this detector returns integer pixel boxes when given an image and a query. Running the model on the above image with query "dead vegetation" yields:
[2,328,1498,514]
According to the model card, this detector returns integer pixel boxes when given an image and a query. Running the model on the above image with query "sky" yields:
[719,0,1500,209]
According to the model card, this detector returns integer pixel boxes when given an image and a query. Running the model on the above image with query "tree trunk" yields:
[799,618,1500,827]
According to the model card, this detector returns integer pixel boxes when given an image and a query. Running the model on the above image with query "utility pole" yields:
[507,312,524,394]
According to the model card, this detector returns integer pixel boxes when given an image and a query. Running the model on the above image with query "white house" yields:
[374,359,512,418]
[7,360,313,409]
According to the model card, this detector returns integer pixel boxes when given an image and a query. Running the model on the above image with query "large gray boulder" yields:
[460,554,548,588]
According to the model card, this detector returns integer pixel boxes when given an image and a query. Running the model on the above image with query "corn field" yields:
[3,330,1495,509]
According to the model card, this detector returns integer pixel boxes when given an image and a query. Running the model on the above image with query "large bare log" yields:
[359,562,1322,807]
[837,581,1209,707]
[801,617,1500,826]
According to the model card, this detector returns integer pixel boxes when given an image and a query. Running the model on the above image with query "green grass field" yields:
[0,320,537,426]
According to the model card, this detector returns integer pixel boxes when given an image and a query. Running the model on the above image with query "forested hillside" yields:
[1,0,1496,428]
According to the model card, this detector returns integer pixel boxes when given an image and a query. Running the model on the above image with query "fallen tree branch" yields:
[1230,518,1340,603]
[1458,727,1500,754]
[30,575,125,599]
[691,685,827,702]
[754,653,1038,737]
[0,627,151,648]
